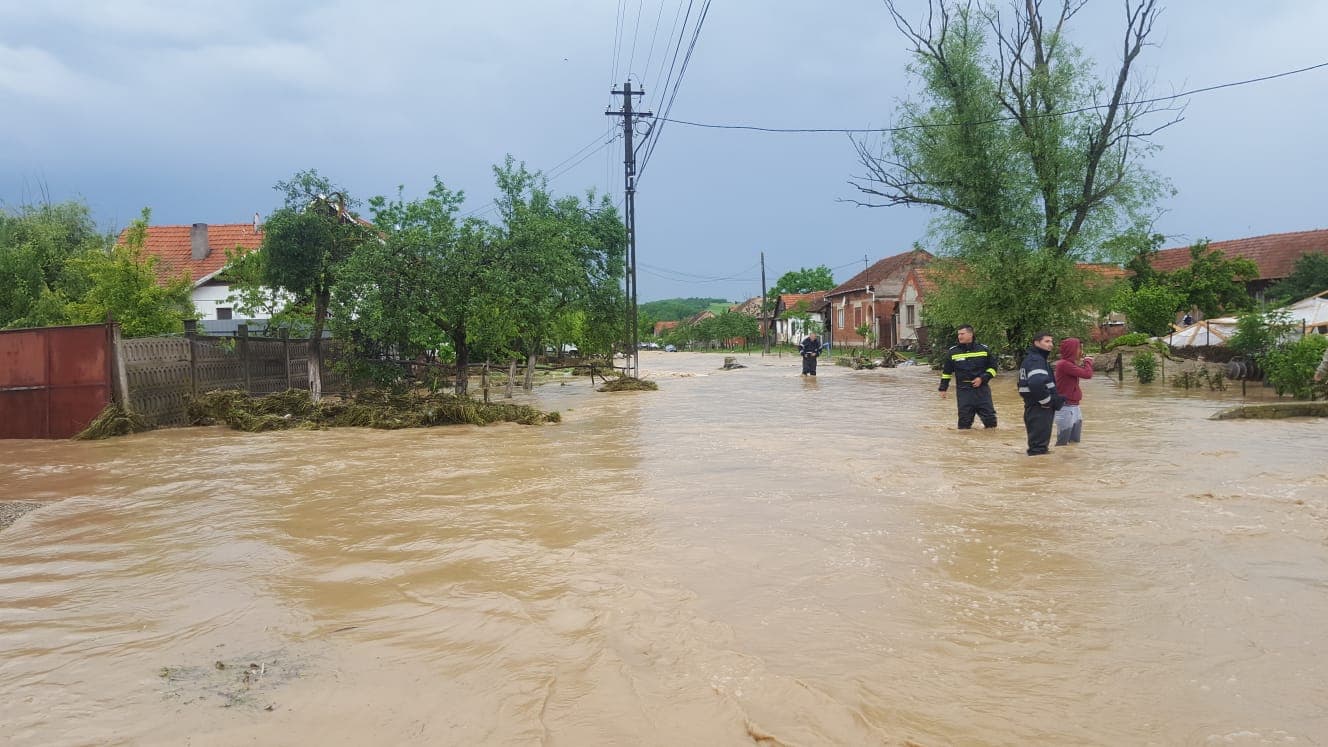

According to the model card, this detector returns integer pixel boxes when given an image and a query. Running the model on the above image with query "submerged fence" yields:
[123,325,341,427]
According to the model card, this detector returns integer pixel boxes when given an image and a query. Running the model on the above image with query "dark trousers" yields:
[956,385,996,428]
[1023,402,1054,455]
[802,354,817,375]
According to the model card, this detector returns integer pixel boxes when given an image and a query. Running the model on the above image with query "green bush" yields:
[1263,334,1328,400]
[1106,332,1151,350]
[1132,351,1157,383]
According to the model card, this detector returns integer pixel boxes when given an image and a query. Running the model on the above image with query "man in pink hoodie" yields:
[1053,337,1093,445]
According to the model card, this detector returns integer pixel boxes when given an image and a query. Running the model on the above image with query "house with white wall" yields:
[122,219,269,322]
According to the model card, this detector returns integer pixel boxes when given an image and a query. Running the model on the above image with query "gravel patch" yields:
[0,501,43,532]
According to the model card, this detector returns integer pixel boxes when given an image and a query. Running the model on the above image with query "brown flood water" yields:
[2,351,1327,746]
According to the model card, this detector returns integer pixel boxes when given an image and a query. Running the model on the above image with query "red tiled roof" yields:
[120,223,264,286]
[1150,229,1328,281]
[653,320,679,335]
[827,248,933,298]
[778,291,826,314]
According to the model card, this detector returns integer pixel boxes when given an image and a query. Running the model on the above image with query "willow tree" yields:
[850,0,1177,351]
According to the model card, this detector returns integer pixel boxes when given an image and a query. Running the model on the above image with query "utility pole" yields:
[760,251,769,355]
[606,81,651,378]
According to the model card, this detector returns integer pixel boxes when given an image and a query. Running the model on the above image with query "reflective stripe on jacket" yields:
[939,342,997,391]
[1017,346,1058,405]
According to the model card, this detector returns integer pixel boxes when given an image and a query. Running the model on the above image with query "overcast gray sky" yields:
[3,1,1326,302]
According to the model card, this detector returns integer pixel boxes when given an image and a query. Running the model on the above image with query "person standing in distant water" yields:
[1053,337,1093,446]
[799,331,822,376]
[1017,332,1063,456]
[938,325,998,429]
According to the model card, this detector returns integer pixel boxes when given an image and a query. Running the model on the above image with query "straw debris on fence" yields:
[188,388,559,432]
[75,404,152,440]
[597,376,658,392]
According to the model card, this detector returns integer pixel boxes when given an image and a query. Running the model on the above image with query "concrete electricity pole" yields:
[606,82,651,378]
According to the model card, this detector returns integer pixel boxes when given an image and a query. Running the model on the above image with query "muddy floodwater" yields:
[3,351,1327,745]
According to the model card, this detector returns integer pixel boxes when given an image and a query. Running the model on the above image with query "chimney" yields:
[190,223,209,260]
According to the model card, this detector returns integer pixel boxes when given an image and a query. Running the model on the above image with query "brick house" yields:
[896,267,938,349]
[824,249,933,349]
[897,261,1131,348]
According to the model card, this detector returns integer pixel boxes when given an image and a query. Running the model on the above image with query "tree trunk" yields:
[308,291,329,402]
[524,348,536,391]
[453,327,470,396]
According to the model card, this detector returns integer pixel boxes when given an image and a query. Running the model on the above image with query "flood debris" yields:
[159,651,296,710]
[74,404,151,440]
[1210,402,1328,420]
[597,376,659,392]
[188,388,560,432]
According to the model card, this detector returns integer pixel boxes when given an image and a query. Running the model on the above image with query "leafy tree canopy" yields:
[1265,252,1328,304]
[770,265,835,297]
[850,0,1175,351]
[1164,241,1257,317]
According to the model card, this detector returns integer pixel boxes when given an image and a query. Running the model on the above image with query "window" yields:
[216,307,233,320]
[854,307,863,328]
[906,304,916,327]
[837,307,844,329]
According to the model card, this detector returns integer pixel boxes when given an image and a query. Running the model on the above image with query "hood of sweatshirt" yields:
[1059,337,1082,361]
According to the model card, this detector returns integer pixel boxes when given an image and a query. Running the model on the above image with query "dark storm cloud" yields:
[2,1,1325,301]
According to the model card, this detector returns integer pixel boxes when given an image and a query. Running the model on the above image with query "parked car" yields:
[663,344,677,352]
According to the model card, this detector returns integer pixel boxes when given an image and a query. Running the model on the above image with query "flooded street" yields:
[3,350,1327,745]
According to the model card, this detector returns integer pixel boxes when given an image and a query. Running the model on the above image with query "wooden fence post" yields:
[506,360,516,398]
[238,324,251,393]
[481,362,490,404]
[184,319,199,399]
[281,327,291,390]
[1116,353,1124,382]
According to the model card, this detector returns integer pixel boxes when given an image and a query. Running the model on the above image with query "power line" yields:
[644,60,1328,134]
[639,259,759,282]
[459,132,620,220]
[637,0,712,181]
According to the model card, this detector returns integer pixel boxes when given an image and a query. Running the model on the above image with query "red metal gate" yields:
[0,324,113,439]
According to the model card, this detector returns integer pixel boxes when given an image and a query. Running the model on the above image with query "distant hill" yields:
[640,297,732,321]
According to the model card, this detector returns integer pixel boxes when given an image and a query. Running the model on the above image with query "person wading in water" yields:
[938,324,998,429]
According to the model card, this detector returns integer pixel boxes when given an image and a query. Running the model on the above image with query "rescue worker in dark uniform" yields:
[938,324,997,429]
[1017,331,1064,456]
[799,331,822,376]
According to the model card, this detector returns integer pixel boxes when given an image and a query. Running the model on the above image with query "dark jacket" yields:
[939,341,997,391]
[799,337,822,356]
[1018,345,1063,408]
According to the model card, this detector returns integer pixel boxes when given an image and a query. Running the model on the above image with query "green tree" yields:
[0,200,108,328]
[327,178,472,387]
[1227,309,1295,364]
[258,170,372,400]
[1163,241,1256,317]
[66,209,196,336]
[1265,252,1328,303]
[849,0,1175,352]
[487,157,626,386]
[1112,281,1183,337]
[1263,333,1328,400]
[771,265,835,296]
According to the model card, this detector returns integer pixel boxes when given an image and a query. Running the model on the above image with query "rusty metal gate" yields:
[0,324,113,439]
